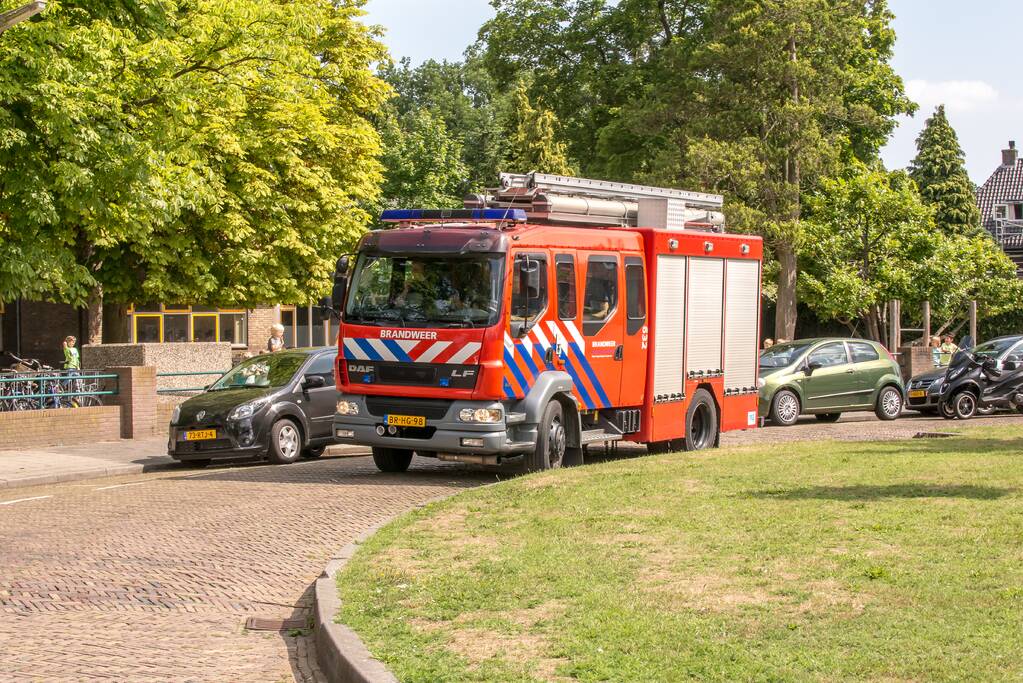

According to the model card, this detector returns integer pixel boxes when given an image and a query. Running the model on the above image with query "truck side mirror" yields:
[329,255,350,314]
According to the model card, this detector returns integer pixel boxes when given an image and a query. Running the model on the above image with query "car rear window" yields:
[849,342,879,363]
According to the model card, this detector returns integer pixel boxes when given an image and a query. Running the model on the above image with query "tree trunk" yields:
[102,304,132,343]
[864,306,880,342]
[86,284,103,345]
[774,241,798,340]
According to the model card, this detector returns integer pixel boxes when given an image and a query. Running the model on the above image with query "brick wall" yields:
[0,406,121,449]
[247,306,278,355]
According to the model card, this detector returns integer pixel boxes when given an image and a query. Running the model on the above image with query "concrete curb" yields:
[0,461,177,491]
[314,491,467,683]
[314,518,402,683]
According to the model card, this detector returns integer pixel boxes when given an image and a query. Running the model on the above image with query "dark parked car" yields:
[907,335,1023,415]
[168,348,339,466]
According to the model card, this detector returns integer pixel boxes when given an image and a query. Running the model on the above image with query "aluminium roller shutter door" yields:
[652,255,686,401]
[687,258,724,374]
[723,259,760,391]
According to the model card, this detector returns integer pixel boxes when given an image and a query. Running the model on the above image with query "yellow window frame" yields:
[191,313,219,342]
[133,313,164,343]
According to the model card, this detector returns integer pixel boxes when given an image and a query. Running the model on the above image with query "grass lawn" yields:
[338,427,1023,682]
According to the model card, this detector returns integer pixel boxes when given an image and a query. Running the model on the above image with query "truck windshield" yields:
[345,254,503,328]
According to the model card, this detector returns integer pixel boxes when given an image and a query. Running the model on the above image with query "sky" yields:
[362,0,1023,184]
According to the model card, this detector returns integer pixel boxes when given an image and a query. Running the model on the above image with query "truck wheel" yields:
[372,447,413,473]
[769,389,801,426]
[952,391,978,420]
[815,413,841,423]
[524,401,566,472]
[874,386,903,421]
[268,419,302,464]
[683,389,719,451]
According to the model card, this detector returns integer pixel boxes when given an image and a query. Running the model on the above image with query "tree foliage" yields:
[801,163,1021,340]
[909,105,981,236]
[377,109,467,209]
[504,82,574,175]
[0,0,388,309]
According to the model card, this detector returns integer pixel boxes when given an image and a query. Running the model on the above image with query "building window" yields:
[995,205,1009,219]
[128,306,248,347]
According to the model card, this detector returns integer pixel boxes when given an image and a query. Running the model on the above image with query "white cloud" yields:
[906,79,1000,113]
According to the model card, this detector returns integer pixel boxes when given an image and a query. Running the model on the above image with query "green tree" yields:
[377,109,468,209]
[0,0,388,340]
[801,163,1020,340]
[504,82,574,175]
[909,105,981,236]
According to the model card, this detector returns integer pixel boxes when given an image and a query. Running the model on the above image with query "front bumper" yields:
[167,423,267,460]
[333,394,534,456]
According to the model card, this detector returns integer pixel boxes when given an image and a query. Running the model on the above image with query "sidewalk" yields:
[0,438,369,491]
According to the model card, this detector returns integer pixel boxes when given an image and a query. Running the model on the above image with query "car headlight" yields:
[170,405,181,425]
[458,407,503,423]
[229,399,269,421]
[336,400,359,416]
[757,377,766,389]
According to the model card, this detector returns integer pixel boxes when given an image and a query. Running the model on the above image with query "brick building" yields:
[0,302,336,368]
[977,140,1023,275]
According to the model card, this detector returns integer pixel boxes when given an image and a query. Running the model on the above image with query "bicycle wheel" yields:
[74,395,103,408]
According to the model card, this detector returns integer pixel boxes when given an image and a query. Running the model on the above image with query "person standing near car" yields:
[929,335,942,366]
[62,336,81,373]
[940,335,958,366]
[267,324,286,352]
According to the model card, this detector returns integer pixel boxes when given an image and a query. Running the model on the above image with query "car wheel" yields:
[371,447,413,473]
[524,401,566,472]
[874,386,903,421]
[976,404,996,416]
[301,445,326,459]
[952,391,978,420]
[940,401,956,420]
[268,419,302,464]
[815,413,842,423]
[769,390,801,426]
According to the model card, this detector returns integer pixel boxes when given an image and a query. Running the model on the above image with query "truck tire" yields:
[874,385,903,421]
[682,389,719,451]
[372,447,413,473]
[769,389,801,426]
[524,401,566,472]
[268,419,302,464]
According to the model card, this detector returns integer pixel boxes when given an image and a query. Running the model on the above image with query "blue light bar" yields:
[380,208,527,223]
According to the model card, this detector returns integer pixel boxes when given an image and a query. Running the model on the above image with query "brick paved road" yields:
[0,455,494,682]
[2,411,1021,681]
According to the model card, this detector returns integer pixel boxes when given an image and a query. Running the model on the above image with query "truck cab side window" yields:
[583,256,618,335]
[555,257,577,320]
[510,254,548,328]
[625,259,646,335]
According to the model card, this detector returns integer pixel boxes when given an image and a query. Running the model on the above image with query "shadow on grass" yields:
[750,483,1016,501]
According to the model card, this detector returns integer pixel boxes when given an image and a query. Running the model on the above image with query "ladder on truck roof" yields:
[465,172,726,232]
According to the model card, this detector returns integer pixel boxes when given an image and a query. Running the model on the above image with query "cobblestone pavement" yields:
[0,455,494,682]
[3,411,1022,681]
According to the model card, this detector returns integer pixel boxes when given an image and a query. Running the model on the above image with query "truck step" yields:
[580,429,624,445]
[505,412,527,425]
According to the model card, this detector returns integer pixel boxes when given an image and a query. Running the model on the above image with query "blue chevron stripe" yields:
[515,342,541,377]
[381,339,412,363]
[503,348,530,395]
[354,338,383,362]
[503,378,516,400]
[562,356,596,410]
[569,342,611,408]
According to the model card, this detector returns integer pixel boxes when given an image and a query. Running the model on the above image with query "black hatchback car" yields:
[168,348,339,466]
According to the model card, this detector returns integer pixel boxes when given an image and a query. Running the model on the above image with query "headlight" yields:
[459,407,503,423]
[757,377,766,389]
[336,400,359,416]
[170,405,181,424]
[229,399,268,421]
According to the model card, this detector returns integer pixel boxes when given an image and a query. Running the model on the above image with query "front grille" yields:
[377,363,438,385]
[365,396,452,419]
[175,439,233,453]
[910,378,936,390]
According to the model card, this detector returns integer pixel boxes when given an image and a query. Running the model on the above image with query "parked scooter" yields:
[938,338,1023,419]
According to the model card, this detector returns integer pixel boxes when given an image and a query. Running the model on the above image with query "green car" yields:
[758,338,905,426]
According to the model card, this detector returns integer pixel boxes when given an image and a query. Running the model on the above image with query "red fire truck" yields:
[328,173,762,473]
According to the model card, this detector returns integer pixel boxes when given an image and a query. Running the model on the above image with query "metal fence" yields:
[0,370,118,411]
[155,370,230,394]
